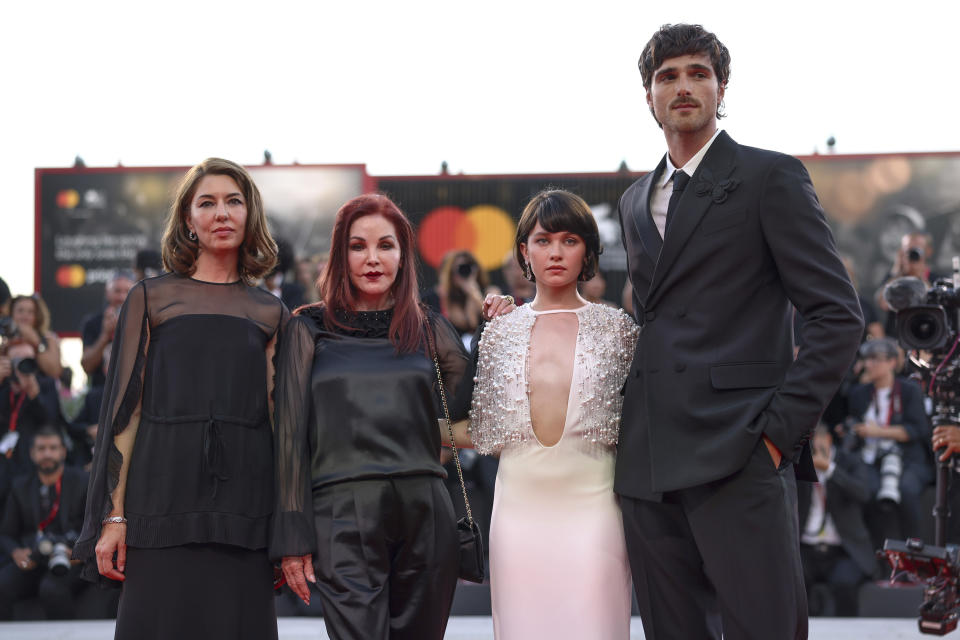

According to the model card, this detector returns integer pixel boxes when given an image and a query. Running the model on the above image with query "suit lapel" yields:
[647,131,739,306]
[626,158,665,303]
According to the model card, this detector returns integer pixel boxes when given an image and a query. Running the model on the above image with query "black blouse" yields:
[269,306,471,560]
[75,274,289,579]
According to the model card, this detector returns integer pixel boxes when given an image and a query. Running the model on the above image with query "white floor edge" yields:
[0,616,929,639]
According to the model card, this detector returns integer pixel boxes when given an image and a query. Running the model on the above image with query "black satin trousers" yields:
[312,475,459,640]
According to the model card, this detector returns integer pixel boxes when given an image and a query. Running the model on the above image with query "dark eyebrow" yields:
[657,63,712,76]
[349,235,397,242]
[197,192,243,199]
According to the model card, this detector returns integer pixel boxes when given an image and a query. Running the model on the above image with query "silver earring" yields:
[188,230,197,241]
[524,262,533,281]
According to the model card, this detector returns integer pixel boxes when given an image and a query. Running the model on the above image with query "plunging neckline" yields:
[525,305,587,448]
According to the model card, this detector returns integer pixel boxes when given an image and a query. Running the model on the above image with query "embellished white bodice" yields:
[470,302,639,455]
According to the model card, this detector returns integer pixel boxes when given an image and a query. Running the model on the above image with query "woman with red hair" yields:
[271,194,470,639]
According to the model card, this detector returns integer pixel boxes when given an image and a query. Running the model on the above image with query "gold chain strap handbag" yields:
[425,320,485,584]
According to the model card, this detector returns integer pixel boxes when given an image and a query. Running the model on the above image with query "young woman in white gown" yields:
[448,189,639,639]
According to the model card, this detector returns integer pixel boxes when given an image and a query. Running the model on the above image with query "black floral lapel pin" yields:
[694,169,740,204]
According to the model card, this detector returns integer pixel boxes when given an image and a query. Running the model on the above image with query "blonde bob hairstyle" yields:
[161,158,278,284]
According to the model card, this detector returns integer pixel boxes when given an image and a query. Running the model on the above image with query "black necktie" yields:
[665,170,690,234]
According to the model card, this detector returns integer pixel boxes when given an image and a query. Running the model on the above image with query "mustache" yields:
[670,97,701,109]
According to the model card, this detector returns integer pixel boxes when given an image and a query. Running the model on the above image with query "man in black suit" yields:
[0,426,89,620]
[616,24,864,639]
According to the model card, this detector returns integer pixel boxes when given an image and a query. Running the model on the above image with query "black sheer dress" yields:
[271,305,471,640]
[74,273,288,640]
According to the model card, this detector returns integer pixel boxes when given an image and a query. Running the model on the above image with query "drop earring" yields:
[524,262,533,281]
[188,230,197,241]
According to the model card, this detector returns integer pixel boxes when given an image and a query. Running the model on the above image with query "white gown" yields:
[470,303,639,640]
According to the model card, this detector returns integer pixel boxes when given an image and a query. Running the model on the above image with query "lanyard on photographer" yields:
[8,389,26,433]
[36,476,62,532]
[873,380,902,426]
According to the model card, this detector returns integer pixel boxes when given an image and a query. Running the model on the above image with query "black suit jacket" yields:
[0,466,89,554]
[615,131,864,498]
[797,449,876,576]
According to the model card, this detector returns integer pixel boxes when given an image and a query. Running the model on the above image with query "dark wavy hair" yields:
[515,189,602,283]
[161,157,278,284]
[306,194,424,353]
[638,23,731,121]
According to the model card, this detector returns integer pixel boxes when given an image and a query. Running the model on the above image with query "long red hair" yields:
[301,194,424,353]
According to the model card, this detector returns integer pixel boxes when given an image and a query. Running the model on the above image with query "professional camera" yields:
[456,261,477,279]
[33,530,78,576]
[909,247,926,263]
[882,262,960,634]
[891,277,960,354]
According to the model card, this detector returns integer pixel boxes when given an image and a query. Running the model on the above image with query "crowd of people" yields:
[0,23,955,640]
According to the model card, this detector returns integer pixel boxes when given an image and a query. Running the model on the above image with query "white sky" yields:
[2,0,959,298]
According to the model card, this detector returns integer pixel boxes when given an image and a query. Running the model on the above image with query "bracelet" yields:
[102,516,127,525]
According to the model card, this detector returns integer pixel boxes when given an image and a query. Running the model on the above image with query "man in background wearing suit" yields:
[0,426,89,620]
[616,24,864,639]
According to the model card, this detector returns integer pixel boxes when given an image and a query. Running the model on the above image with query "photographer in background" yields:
[425,250,500,348]
[877,232,942,337]
[0,426,88,620]
[0,342,62,478]
[7,295,62,381]
[846,338,933,544]
[799,424,875,616]
[80,271,134,389]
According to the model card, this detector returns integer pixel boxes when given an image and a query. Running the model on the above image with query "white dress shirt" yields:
[650,128,723,240]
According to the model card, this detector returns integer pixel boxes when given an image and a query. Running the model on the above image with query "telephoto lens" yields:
[877,450,903,503]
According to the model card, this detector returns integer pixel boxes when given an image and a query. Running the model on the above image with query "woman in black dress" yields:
[271,194,470,640]
[74,158,287,640]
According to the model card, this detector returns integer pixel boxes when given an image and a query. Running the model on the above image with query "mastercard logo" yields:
[56,264,86,288]
[56,189,80,209]
[417,205,516,271]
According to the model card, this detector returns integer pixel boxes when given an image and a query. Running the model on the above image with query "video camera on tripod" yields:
[881,258,960,635]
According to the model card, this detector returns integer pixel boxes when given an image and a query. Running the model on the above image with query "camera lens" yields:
[909,315,938,342]
[15,357,38,376]
[907,247,923,262]
[457,263,475,278]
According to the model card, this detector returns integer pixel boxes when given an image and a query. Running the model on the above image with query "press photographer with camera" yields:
[878,232,942,336]
[0,341,63,476]
[0,425,88,620]
[799,423,875,616]
[425,250,500,347]
[7,295,63,381]
[846,338,933,542]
